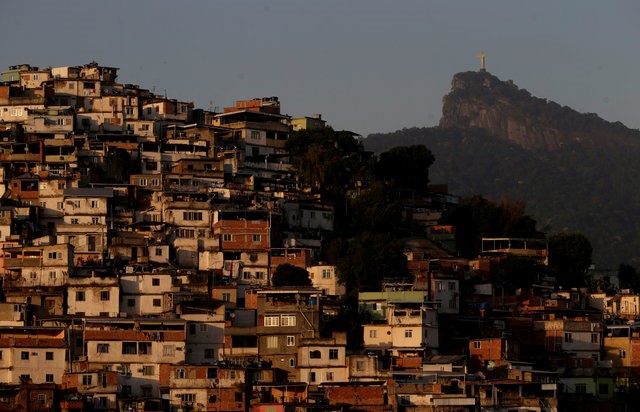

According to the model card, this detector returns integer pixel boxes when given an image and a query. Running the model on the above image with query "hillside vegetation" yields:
[365,71,640,268]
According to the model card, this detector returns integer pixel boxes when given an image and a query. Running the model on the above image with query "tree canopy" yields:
[325,231,409,296]
[271,263,312,287]
[548,232,593,287]
[374,145,435,193]
[287,127,367,196]
[440,195,539,257]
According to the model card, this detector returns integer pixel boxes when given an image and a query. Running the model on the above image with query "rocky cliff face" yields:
[439,71,640,151]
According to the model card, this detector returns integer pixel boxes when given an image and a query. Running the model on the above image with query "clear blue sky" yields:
[2,1,639,136]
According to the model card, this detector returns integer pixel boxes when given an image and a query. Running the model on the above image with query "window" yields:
[204,348,215,359]
[399,395,410,405]
[449,299,457,309]
[310,350,321,359]
[163,345,175,357]
[264,315,279,327]
[222,293,231,302]
[289,358,295,367]
[127,299,135,307]
[138,342,151,354]
[591,333,598,343]
[435,281,444,291]
[88,235,96,252]
[141,124,150,131]
[175,369,186,379]
[82,375,92,386]
[183,211,203,221]
[599,383,609,395]
[46,352,53,360]
[45,374,54,383]
[155,248,163,256]
[369,330,377,339]
[222,234,232,242]
[189,324,196,334]
[474,341,482,349]
[575,383,587,394]
[564,333,573,343]
[286,336,295,346]
[177,229,195,238]
[356,361,365,371]
[449,281,456,290]
[252,234,261,242]
[71,218,79,225]
[322,269,332,279]
[200,324,207,332]
[325,372,334,381]
[266,336,278,348]
[309,372,316,382]
[97,344,109,354]
[76,291,85,301]
[243,271,252,280]
[256,271,265,280]
[97,397,109,408]
[57,202,64,210]
[100,291,110,301]
[21,351,29,360]
[122,342,137,355]
[251,130,261,140]
[142,365,154,376]
[49,271,57,279]
[152,278,160,286]
[620,349,626,358]
[92,217,100,224]
[404,329,413,338]
[281,314,296,327]
[329,349,339,359]
[207,368,218,379]
[37,394,46,404]
[48,251,61,259]
[153,298,161,307]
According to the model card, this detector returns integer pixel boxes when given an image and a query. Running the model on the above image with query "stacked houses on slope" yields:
[0,62,637,411]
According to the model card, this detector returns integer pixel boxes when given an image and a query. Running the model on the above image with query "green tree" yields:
[326,232,409,296]
[548,233,592,287]
[349,181,402,231]
[271,264,311,287]
[287,127,365,195]
[494,256,540,289]
[618,264,640,292]
[440,195,539,257]
[374,145,435,193]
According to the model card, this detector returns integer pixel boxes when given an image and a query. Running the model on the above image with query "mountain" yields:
[365,71,640,268]
[440,71,640,150]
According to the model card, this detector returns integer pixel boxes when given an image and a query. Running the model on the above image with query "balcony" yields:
[44,154,77,163]
[3,257,42,267]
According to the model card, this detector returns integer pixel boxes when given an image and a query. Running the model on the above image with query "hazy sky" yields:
[2,1,639,136]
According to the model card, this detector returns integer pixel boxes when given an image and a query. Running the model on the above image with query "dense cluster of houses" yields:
[0,62,638,411]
